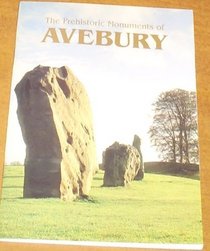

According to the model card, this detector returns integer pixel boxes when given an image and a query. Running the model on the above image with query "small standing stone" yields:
[132,134,144,180]
[102,142,141,186]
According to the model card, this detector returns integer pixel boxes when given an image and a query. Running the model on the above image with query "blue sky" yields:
[5,2,196,164]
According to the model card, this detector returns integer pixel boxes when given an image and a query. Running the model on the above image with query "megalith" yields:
[102,142,141,186]
[132,134,144,180]
[15,65,98,200]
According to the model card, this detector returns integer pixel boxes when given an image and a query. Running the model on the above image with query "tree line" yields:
[149,89,198,164]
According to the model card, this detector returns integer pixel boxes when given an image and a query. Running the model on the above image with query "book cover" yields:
[0,1,203,249]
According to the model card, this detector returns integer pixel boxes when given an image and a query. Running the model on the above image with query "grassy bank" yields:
[0,166,203,244]
[144,162,200,179]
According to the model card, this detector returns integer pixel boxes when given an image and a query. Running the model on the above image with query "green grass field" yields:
[0,166,203,244]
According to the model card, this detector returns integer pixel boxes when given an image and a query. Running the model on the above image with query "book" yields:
[0,1,203,249]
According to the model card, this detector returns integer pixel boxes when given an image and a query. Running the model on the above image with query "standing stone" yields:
[102,142,141,186]
[132,134,144,180]
[15,65,98,200]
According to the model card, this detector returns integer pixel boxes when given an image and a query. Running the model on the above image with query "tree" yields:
[149,89,198,163]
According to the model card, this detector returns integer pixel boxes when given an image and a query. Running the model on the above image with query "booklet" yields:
[0,1,203,249]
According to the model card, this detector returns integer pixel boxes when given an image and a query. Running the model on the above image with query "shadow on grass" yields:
[0,197,23,200]
[75,196,99,204]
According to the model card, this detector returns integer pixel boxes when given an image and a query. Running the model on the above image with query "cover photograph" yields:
[0,1,203,248]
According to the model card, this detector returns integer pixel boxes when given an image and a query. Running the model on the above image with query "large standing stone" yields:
[132,134,144,180]
[102,142,141,186]
[15,65,98,200]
